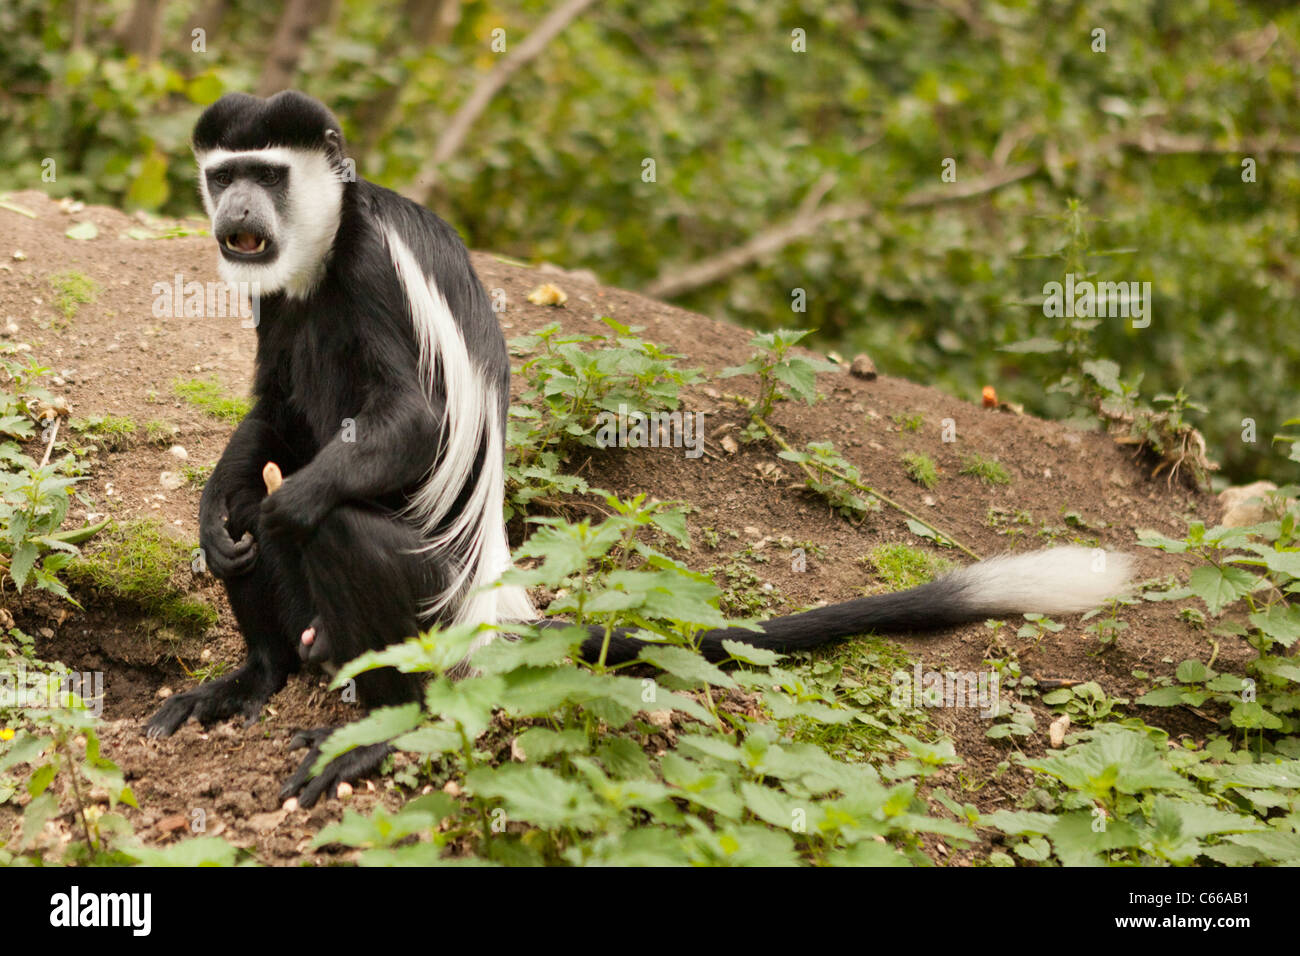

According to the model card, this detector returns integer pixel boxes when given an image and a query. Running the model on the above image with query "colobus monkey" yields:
[146,91,1132,806]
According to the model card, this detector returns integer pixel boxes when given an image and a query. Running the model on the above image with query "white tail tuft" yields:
[946,547,1134,616]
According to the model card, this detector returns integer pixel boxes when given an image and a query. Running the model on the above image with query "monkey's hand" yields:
[281,728,391,808]
[199,507,258,579]
[259,473,330,541]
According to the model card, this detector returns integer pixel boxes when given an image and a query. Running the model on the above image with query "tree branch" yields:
[641,127,1300,299]
[404,0,600,205]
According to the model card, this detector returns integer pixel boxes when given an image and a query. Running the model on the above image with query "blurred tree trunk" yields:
[257,0,336,96]
[354,0,461,158]
[70,0,87,51]
[116,0,167,61]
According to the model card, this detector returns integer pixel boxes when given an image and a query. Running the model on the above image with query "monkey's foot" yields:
[144,664,281,738]
[298,616,333,666]
[280,727,392,808]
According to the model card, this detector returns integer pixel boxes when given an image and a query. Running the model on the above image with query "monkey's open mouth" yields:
[219,231,274,260]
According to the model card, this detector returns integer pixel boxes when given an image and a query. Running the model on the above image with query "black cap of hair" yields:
[193,90,344,154]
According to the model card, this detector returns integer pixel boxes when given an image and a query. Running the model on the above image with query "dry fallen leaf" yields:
[526,283,568,306]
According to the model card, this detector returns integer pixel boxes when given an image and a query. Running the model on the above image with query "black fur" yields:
[147,93,507,807]
[192,90,343,154]
[152,91,1116,808]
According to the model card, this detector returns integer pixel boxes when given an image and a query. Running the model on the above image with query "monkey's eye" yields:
[259,169,281,186]
[213,170,232,187]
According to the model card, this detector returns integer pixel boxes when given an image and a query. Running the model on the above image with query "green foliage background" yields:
[3,0,1297,483]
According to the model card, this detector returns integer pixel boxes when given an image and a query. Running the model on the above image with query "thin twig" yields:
[39,417,60,467]
[405,0,600,204]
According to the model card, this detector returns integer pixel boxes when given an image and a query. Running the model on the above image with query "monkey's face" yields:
[196,145,344,300]
[207,157,284,265]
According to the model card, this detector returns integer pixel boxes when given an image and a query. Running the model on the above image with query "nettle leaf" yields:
[1254,656,1300,684]
[333,623,484,683]
[312,704,423,773]
[466,764,607,830]
[0,731,49,773]
[1220,829,1300,864]
[514,727,589,761]
[1215,760,1300,790]
[1046,810,1142,867]
[686,821,801,867]
[637,643,735,688]
[9,540,38,589]
[1135,529,1190,554]
[1258,550,1300,579]
[126,836,242,866]
[314,801,449,851]
[597,737,654,780]
[659,752,745,819]
[739,780,812,831]
[763,691,854,724]
[979,809,1058,836]
[649,508,690,548]
[1249,604,1300,647]
[1153,799,1266,840]
[425,676,505,739]
[773,361,818,403]
[825,841,911,866]
[1021,729,1191,798]
[1175,659,1209,683]
[472,627,581,673]
[1186,564,1259,614]
[1080,358,1121,391]
[391,725,461,756]
[1136,686,1186,707]
[720,639,781,666]
[571,756,671,810]
[678,732,743,764]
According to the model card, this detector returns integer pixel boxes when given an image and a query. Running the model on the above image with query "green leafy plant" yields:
[172,378,251,424]
[1,346,106,602]
[302,495,975,866]
[959,454,1011,486]
[901,450,938,489]
[65,520,215,634]
[70,415,136,452]
[47,271,99,320]
[1136,509,1300,738]
[720,329,837,439]
[778,441,880,522]
[505,319,700,519]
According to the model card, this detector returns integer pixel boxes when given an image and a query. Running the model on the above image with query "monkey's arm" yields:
[199,402,287,577]
[259,383,442,539]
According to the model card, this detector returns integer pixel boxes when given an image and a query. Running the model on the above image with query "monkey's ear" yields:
[324,128,345,160]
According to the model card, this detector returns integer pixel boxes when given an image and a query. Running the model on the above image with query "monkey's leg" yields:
[145,492,309,738]
[279,504,434,806]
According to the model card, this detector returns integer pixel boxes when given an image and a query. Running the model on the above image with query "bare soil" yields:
[0,189,1229,864]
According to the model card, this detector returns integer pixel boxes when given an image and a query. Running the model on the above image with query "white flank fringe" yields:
[384,226,534,648]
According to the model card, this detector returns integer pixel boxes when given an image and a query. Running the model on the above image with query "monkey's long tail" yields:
[572,546,1133,665]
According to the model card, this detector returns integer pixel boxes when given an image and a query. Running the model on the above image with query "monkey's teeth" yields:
[225,235,268,254]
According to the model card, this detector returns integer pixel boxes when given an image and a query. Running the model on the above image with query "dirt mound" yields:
[0,190,1221,862]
